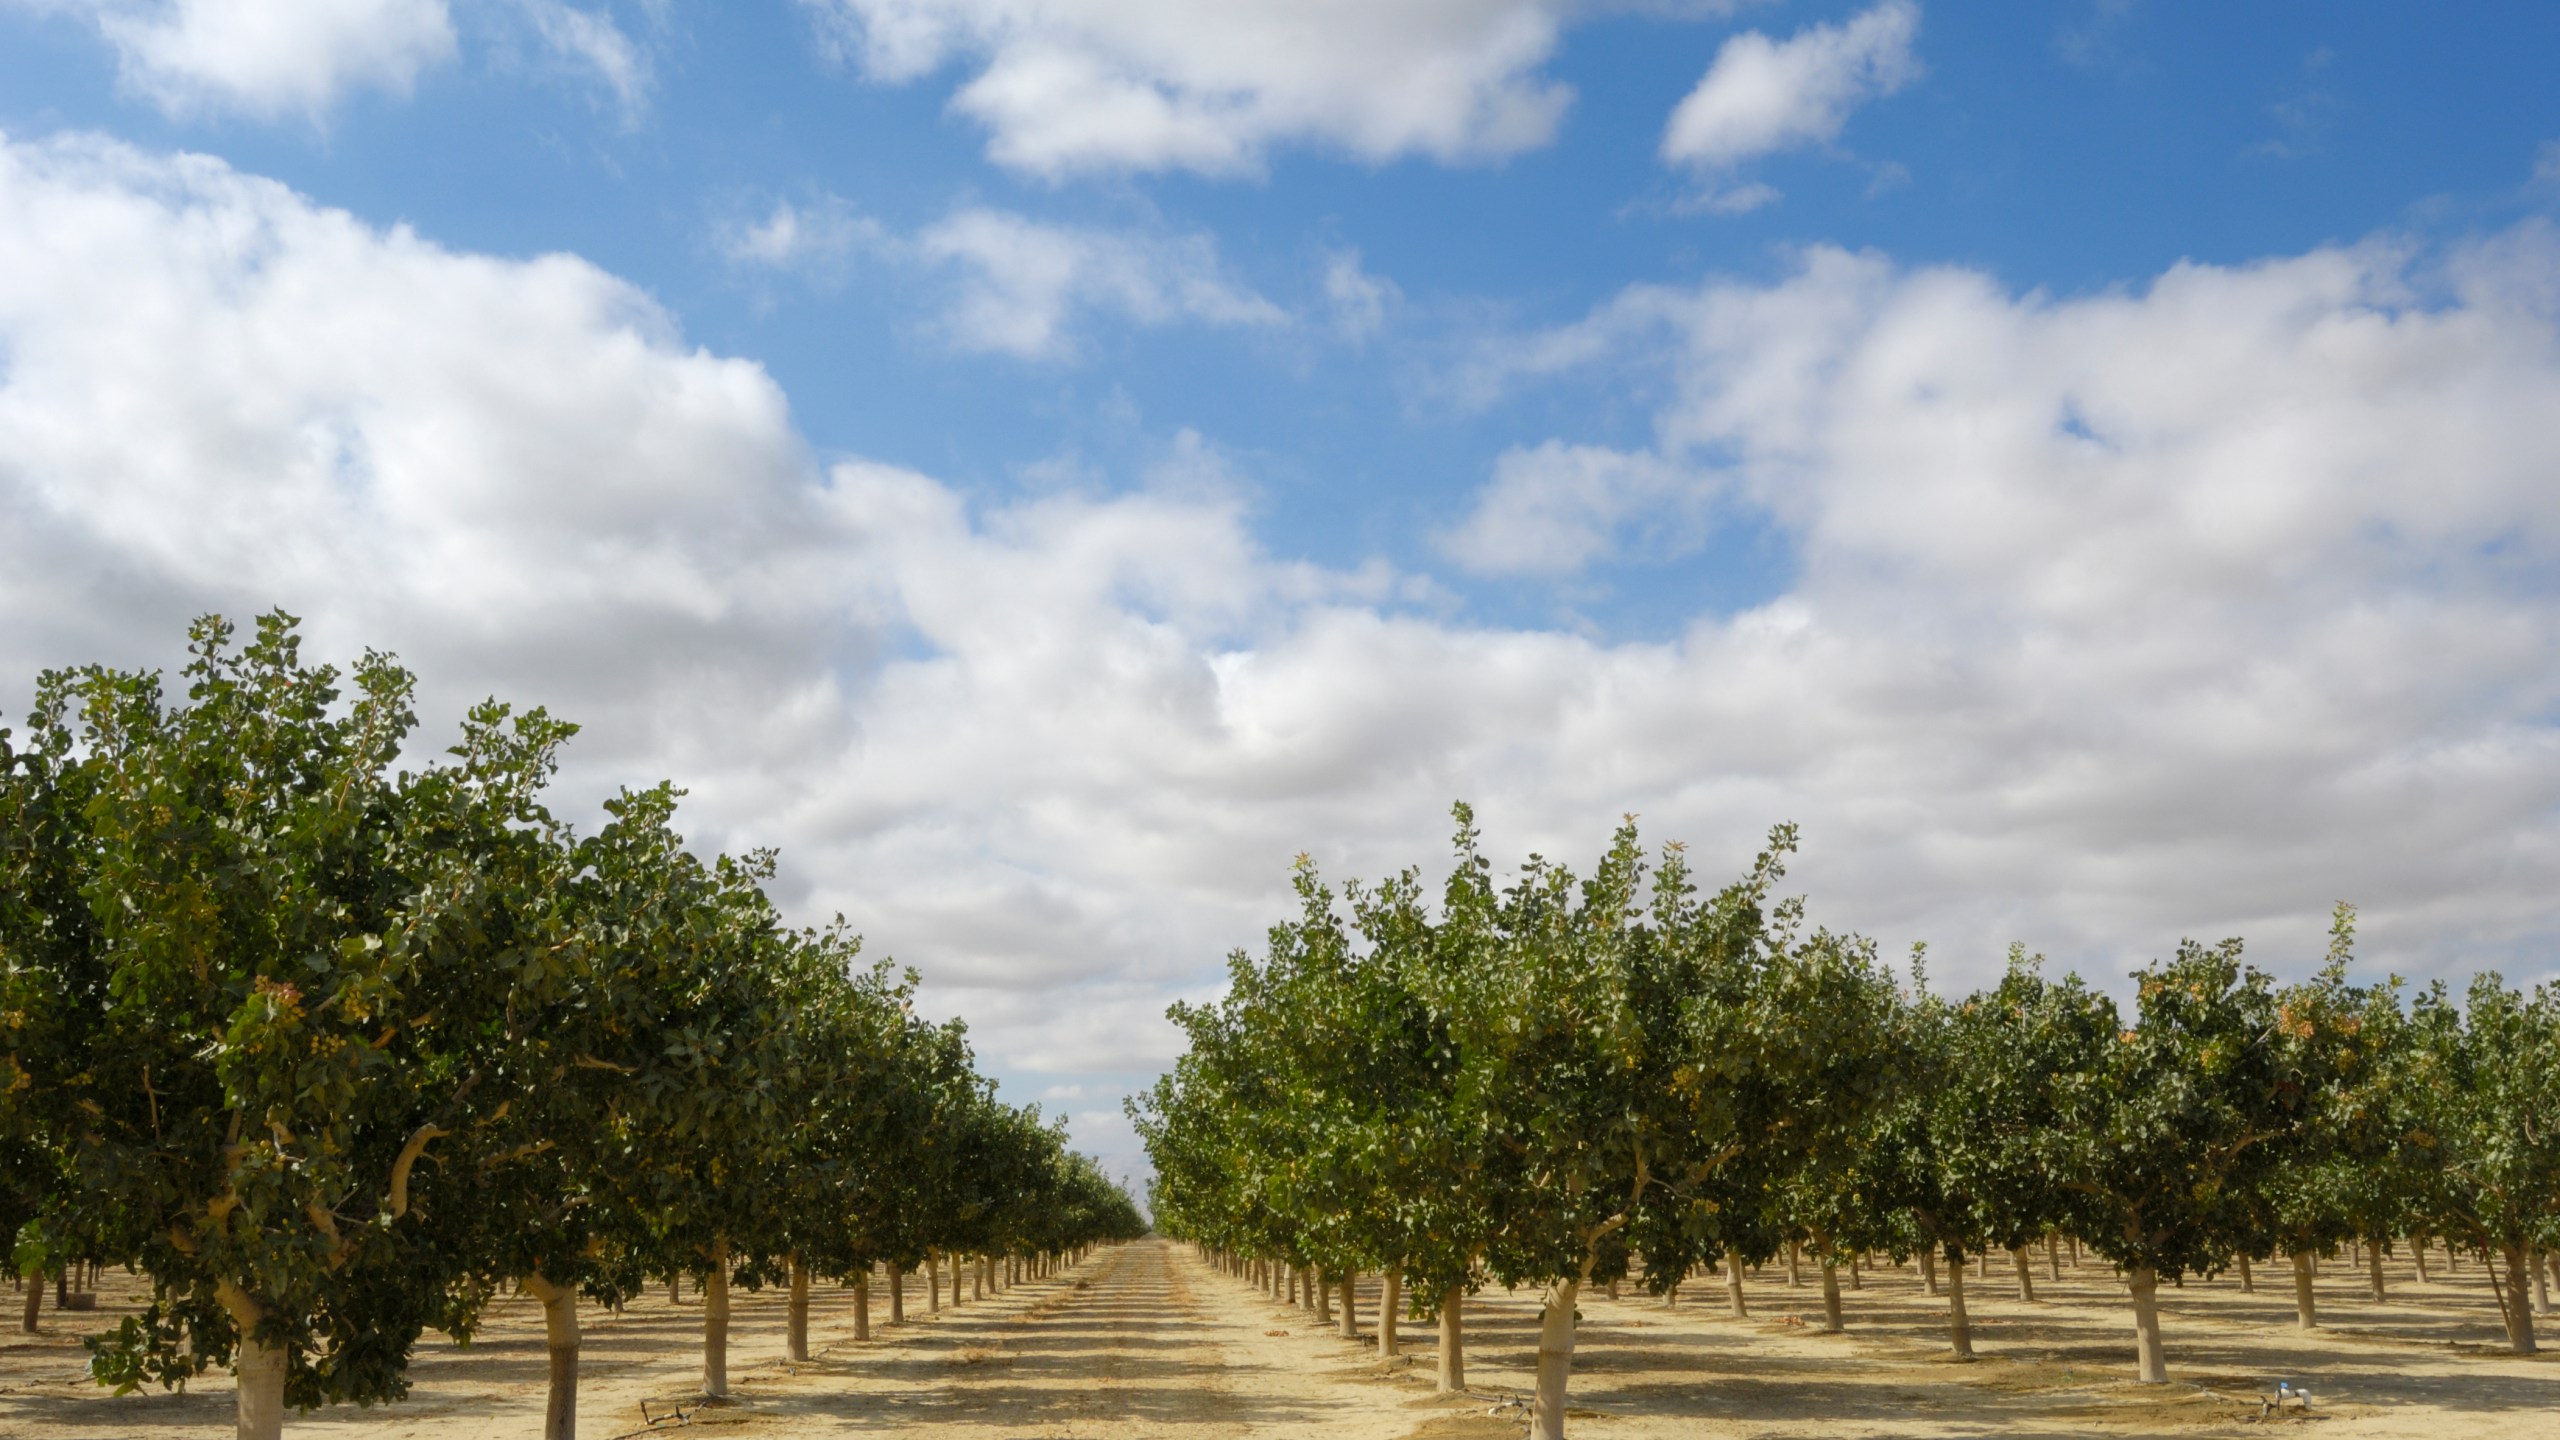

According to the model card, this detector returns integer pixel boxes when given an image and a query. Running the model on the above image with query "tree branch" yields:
[388,1124,447,1219]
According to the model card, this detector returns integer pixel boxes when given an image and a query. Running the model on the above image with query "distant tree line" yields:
[0,613,1145,1440]
[1134,806,2560,1440]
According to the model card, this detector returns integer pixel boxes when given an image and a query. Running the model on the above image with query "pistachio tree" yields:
[56,615,487,1439]
[2059,940,2302,1382]
[2404,975,2560,1353]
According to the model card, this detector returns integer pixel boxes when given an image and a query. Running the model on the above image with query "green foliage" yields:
[0,613,1142,1425]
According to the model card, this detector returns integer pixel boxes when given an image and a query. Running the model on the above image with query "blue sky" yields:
[4,1,2559,1168]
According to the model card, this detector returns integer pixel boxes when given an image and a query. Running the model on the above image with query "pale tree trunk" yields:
[1945,1252,1973,1359]
[1286,1267,1299,1305]
[2237,1252,2254,1293]
[2291,1250,2318,1329]
[2129,1265,2167,1383]
[1849,1254,1861,1290]
[2413,1239,2431,1283]
[1919,1249,1939,1296]
[1436,1286,1465,1392]
[2046,1234,2061,1283]
[522,1272,581,1440]
[1529,1279,1580,1440]
[787,1254,811,1362]
[889,1264,905,1324]
[2368,1239,2387,1302]
[1379,1271,1401,1358]
[1818,1260,1844,1332]
[17,1265,35,1333]
[1724,1252,1748,1317]
[218,1281,286,1440]
[2533,1248,2551,1317]
[2499,1245,2538,1354]
[1314,1269,1332,1324]
[976,1257,987,1301]
[1786,1242,1801,1287]
[1338,1272,1357,1338]
[854,1271,872,1341]
[2011,1248,2035,1301]
[703,1242,731,1399]
[927,1253,941,1313]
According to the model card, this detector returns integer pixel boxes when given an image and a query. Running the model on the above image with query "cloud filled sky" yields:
[3,1,2559,1183]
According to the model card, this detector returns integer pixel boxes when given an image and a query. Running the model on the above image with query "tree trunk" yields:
[2237,1252,2254,1293]
[1786,1241,1801,1287]
[1724,1251,1748,1317]
[2500,1244,2538,1354]
[2046,1235,2061,1282]
[2534,1248,2551,1317]
[703,1242,731,1398]
[1946,1252,1973,1358]
[1436,1286,1465,1392]
[1819,1259,1844,1333]
[1379,1270,1401,1358]
[522,1272,581,1440]
[1314,1268,1333,1323]
[1529,1279,1580,1440]
[2368,1238,2387,1302]
[889,1264,905,1324]
[2288,1249,2317,1328]
[218,1281,286,1440]
[17,1266,34,1333]
[1919,1249,1939,1296]
[1287,1266,1299,1305]
[854,1270,872,1341]
[788,1254,811,1362]
[976,1257,986,1302]
[2413,1238,2430,1282]
[1850,1254,1862,1290]
[1338,1271,1357,1338]
[2129,1264,2167,1383]
[927,1253,941,1313]
[2011,1247,2035,1302]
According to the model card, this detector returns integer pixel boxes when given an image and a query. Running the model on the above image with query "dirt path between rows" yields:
[0,1240,2554,1437]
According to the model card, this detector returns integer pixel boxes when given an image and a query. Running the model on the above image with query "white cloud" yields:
[916,208,1287,359]
[1662,0,1919,174]
[6,130,2560,1165]
[11,0,658,122]
[1322,248,1400,342]
[16,0,460,118]
[715,193,883,281]
[1438,441,1702,576]
[799,0,1650,177]
[517,0,653,123]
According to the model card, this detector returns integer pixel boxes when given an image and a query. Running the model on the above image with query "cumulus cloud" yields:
[6,129,2560,1164]
[1438,441,1703,576]
[15,0,461,118]
[799,0,1631,177]
[12,0,656,122]
[715,193,883,281]
[916,208,1287,359]
[1662,0,1919,193]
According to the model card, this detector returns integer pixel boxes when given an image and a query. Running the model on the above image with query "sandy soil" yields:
[0,1240,2551,1437]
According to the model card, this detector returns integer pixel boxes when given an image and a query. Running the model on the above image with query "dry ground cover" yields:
[0,1239,2551,1438]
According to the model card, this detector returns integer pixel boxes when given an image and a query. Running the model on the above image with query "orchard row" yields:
[1134,807,2559,1440]
[0,615,1145,1440]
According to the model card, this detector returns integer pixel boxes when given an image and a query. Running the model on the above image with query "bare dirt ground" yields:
[0,1240,2551,1438]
